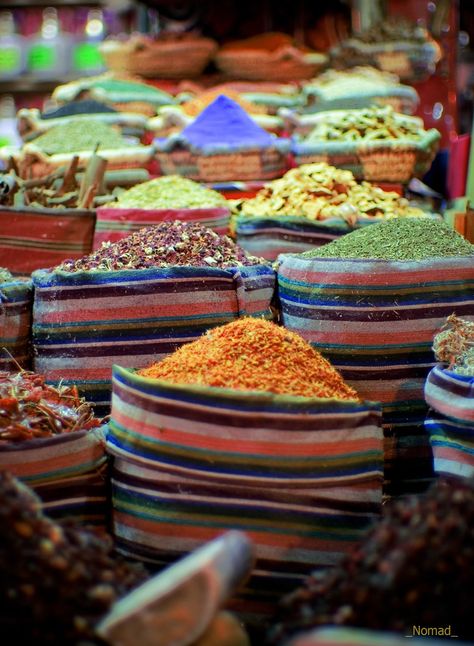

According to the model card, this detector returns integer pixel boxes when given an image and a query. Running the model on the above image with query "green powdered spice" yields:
[107,175,227,209]
[31,120,133,155]
[303,218,474,261]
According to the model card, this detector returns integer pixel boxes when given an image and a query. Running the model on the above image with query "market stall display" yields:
[100,33,218,79]
[215,32,328,82]
[277,218,474,496]
[268,477,474,644]
[154,95,290,182]
[291,106,440,183]
[233,162,429,260]
[424,315,474,479]
[107,317,383,622]
[330,17,442,82]
[94,175,231,247]
[0,370,107,524]
[32,221,275,412]
[17,103,148,143]
[148,89,284,138]
[2,118,154,180]
[0,269,32,370]
[300,66,419,114]
[51,73,177,117]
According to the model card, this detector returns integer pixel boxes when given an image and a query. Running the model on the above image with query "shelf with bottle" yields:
[0,4,112,96]
[5,1,101,7]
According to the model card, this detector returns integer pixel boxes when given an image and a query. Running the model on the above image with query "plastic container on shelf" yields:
[26,7,72,80]
[0,11,25,80]
[71,9,106,76]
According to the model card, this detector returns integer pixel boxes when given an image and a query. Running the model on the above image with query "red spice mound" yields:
[138,317,359,401]
[0,370,101,442]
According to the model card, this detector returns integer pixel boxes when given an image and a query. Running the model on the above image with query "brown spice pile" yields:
[138,317,358,401]
[268,477,474,643]
[0,471,147,645]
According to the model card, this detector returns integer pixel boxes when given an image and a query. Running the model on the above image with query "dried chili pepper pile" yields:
[433,314,474,374]
[0,371,101,442]
[0,471,147,645]
[138,317,359,401]
[57,221,267,272]
[268,477,474,644]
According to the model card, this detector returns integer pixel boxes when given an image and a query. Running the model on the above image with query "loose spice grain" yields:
[235,162,426,224]
[303,217,474,261]
[0,471,147,645]
[57,221,266,272]
[106,175,227,209]
[138,317,359,401]
[268,477,474,643]
[31,119,134,155]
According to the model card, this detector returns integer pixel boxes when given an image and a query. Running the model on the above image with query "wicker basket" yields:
[301,72,419,116]
[100,35,218,79]
[1,144,155,180]
[156,146,289,183]
[215,46,328,82]
[330,38,442,83]
[292,112,440,183]
[17,108,148,142]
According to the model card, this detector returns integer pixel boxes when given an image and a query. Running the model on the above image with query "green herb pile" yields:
[303,218,474,261]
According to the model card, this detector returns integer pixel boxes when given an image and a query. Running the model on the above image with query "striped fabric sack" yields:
[277,254,474,497]
[287,627,466,646]
[0,426,108,526]
[234,215,349,261]
[0,206,96,277]
[0,278,33,371]
[107,365,383,623]
[425,365,474,479]
[93,206,231,249]
[32,264,275,413]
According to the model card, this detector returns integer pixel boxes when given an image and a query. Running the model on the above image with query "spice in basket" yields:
[105,175,227,209]
[180,88,268,117]
[30,119,135,155]
[433,314,474,374]
[0,471,147,644]
[234,162,426,224]
[303,217,474,261]
[57,221,267,272]
[305,105,425,143]
[138,317,359,401]
[179,94,275,148]
[0,370,101,442]
[268,477,474,643]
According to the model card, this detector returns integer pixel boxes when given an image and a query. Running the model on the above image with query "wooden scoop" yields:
[96,530,254,646]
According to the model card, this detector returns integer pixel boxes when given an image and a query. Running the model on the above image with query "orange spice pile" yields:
[138,318,359,401]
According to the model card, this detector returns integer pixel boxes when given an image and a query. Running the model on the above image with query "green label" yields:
[27,43,57,71]
[72,42,104,71]
[0,47,21,73]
